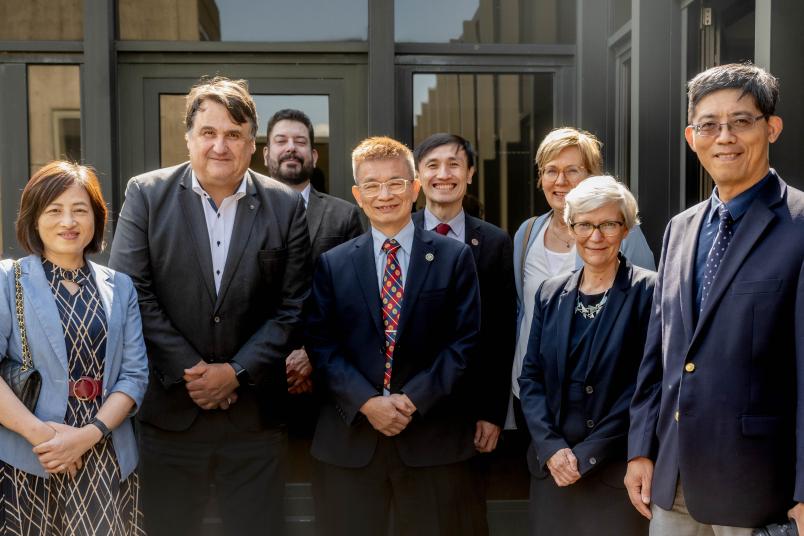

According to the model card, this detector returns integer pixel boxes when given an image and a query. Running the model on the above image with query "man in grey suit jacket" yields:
[110,77,311,535]
[626,63,804,534]
[263,108,363,396]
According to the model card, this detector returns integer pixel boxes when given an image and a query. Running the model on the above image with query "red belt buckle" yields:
[69,376,102,401]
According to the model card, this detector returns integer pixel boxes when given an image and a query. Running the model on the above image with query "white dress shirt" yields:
[191,172,248,293]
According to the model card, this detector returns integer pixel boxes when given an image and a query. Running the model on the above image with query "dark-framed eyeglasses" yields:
[570,220,625,238]
[358,179,409,198]
[689,114,766,137]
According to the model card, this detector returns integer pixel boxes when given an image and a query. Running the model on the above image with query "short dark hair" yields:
[17,161,108,255]
[185,76,258,138]
[413,133,476,170]
[687,63,779,121]
[266,108,315,145]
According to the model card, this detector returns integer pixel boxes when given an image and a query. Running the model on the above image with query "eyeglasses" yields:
[689,114,766,137]
[540,165,586,182]
[358,179,409,198]
[570,220,625,238]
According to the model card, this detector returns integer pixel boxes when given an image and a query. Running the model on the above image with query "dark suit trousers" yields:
[139,412,287,536]
[314,435,485,536]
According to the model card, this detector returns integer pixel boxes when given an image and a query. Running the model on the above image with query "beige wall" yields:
[0,0,82,40]
[119,0,220,40]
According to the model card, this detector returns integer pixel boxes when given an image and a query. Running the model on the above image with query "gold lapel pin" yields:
[425,253,434,262]
[471,238,479,246]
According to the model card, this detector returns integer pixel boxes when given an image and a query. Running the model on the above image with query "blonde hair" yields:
[351,136,415,183]
[563,175,640,230]
[535,127,603,187]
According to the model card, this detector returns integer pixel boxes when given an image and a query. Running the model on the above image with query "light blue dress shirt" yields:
[372,220,415,293]
[423,207,466,242]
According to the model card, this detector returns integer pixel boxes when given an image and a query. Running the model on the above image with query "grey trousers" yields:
[649,483,753,536]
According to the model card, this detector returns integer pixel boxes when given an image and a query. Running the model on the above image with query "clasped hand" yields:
[32,422,100,478]
[546,447,581,487]
[286,348,313,394]
[360,394,416,436]
[184,361,240,410]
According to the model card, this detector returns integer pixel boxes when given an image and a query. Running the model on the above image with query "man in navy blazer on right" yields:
[626,63,804,534]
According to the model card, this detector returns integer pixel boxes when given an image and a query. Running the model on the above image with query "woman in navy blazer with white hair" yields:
[0,161,148,534]
[519,176,654,535]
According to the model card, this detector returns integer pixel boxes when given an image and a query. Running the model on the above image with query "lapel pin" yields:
[425,253,434,262]
[471,238,479,246]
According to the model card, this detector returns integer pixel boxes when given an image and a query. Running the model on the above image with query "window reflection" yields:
[0,0,82,40]
[396,0,574,44]
[119,0,366,41]
[160,93,331,190]
[28,66,81,177]
[413,73,553,231]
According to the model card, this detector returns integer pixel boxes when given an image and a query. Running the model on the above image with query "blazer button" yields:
[674,411,680,422]
[684,362,696,373]
[589,457,597,465]
[213,316,221,323]
[586,419,594,429]
[585,385,594,394]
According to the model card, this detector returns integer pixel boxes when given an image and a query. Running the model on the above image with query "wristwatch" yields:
[229,361,250,386]
[90,417,112,440]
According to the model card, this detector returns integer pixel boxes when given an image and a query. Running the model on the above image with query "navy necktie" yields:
[700,204,734,312]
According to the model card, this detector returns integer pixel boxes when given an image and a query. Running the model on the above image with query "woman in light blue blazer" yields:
[0,161,148,535]
[508,128,655,429]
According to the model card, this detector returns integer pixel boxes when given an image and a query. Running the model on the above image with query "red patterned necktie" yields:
[435,223,451,236]
[381,239,404,395]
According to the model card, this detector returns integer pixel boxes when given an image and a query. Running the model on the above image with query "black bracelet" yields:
[90,417,112,439]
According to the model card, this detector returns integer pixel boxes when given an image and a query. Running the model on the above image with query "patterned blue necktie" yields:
[700,204,734,312]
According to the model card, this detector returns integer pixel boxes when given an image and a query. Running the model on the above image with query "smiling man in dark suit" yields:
[306,136,483,535]
[626,63,804,535]
[412,133,517,533]
[110,77,311,535]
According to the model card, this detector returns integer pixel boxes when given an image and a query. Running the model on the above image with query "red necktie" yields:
[381,239,404,395]
[435,223,451,236]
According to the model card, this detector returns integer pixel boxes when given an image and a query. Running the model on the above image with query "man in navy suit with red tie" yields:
[306,136,484,535]
[626,63,804,534]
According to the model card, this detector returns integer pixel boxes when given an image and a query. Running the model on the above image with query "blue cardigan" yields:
[512,211,656,352]
[0,255,148,478]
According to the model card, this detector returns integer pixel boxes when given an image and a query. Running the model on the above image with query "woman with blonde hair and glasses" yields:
[508,127,655,430]
[0,161,148,535]
[519,175,654,535]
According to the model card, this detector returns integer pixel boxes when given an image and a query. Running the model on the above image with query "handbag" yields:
[0,260,41,412]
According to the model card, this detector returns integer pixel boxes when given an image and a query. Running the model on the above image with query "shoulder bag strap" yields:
[519,216,538,283]
[13,261,32,372]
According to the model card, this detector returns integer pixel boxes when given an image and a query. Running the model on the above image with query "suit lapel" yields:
[177,169,216,304]
[396,227,434,341]
[554,270,580,389]
[352,233,384,335]
[216,174,261,310]
[584,259,630,378]
[306,188,325,244]
[693,181,781,340]
[90,263,120,389]
[20,258,68,373]
[465,215,483,264]
[678,205,707,343]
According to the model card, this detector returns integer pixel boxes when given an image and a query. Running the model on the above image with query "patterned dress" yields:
[0,260,144,535]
